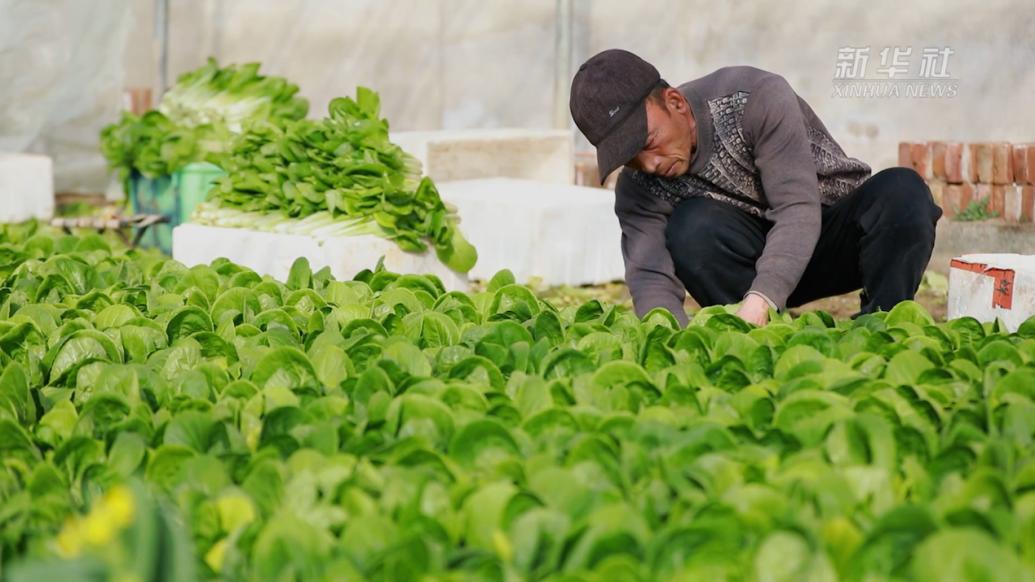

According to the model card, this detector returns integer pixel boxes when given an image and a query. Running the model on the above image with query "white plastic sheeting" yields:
[437,178,624,285]
[9,0,1034,193]
[0,153,54,222]
[135,0,1035,178]
[948,253,1035,332]
[0,0,131,193]
[172,223,470,291]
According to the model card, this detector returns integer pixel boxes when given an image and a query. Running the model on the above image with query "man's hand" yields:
[735,293,770,326]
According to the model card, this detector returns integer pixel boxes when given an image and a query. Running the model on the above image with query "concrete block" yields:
[390,129,575,185]
[435,178,625,285]
[0,153,54,222]
[949,253,1035,331]
[172,224,470,291]
[932,221,1035,276]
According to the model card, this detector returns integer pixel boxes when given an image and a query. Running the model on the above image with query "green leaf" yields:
[487,269,516,293]
[145,444,197,491]
[287,257,312,290]
[911,528,1032,582]
[0,363,34,424]
[884,350,934,385]
[107,431,147,477]
[251,347,320,392]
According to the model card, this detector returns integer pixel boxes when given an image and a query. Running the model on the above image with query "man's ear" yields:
[665,88,687,112]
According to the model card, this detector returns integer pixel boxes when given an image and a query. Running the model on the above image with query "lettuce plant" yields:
[1,223,1033,581]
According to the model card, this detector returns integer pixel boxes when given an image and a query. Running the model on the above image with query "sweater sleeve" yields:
[614,171,689,327]
[742,74,822,309]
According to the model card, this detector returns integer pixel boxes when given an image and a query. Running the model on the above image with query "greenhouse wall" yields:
[3,0,1033,192]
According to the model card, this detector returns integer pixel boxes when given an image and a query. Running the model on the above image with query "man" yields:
[569,49,942,327]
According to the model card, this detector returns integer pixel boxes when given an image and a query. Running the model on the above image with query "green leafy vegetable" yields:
[99,58,309,181]
[196,87,477,273]
[1,225,1033,580]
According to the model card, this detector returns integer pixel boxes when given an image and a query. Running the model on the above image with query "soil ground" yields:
[532,272,949,322]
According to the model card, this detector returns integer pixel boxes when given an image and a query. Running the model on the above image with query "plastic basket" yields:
[129,162,224,254]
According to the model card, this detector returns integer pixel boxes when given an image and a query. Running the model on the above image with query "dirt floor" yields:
[784,286,947,321]
[532,272,949,322]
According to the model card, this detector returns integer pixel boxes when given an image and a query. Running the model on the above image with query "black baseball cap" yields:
[570,49,661,183]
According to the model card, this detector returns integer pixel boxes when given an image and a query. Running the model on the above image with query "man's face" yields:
[626,89,695,178]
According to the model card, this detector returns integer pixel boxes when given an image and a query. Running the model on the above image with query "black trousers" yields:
[664,167,943,315]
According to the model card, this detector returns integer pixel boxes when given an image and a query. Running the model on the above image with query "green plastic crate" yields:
[129,162,225,254]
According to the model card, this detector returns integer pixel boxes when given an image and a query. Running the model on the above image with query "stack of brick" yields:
[574,152,620,190]
[899,141,1035,222]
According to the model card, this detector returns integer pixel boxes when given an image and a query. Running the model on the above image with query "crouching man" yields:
[569,49,942,327]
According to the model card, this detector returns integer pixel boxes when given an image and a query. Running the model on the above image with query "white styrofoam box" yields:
[948,253,1035,331]
[0,153,54,222]
[390,129,574,185]
[436,178,624,286]
[172,224,470,291]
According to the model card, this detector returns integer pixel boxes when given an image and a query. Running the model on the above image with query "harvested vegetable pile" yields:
[195,88,477,273]
[2,223,1034,581]
[99,59,309,181]
[99,59,475,273]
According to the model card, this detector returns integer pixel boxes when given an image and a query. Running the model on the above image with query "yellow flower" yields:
[53,485,137,557]
[55,519,83,558]
[82,512,117,545]
[104,485,136,527]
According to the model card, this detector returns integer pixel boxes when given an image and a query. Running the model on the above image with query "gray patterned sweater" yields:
[615,66,871,325]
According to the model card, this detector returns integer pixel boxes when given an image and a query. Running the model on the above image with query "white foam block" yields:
[172,224,470,291]
[0,153,54,222]
[390,129,574,185]
[436,178,625,286]
[948,253,1035,331]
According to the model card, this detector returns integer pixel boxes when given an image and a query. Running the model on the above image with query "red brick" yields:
[942,186,959,218]
[1023,185,1035,222]
[975,143,995,183]
[1012,145,1029,184]
[993,185,1008,215]
[927,181,945,207]
[967,144,980,183]
[1027,146,1035,186]
[1004,185,1022,222]
[975,183,994,214]
[930,141,947,180]
[898,142,913,167]
[944,183,974,218]
[993,142,1014,184]
[910,142,931,179]
[944,142,964,183]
